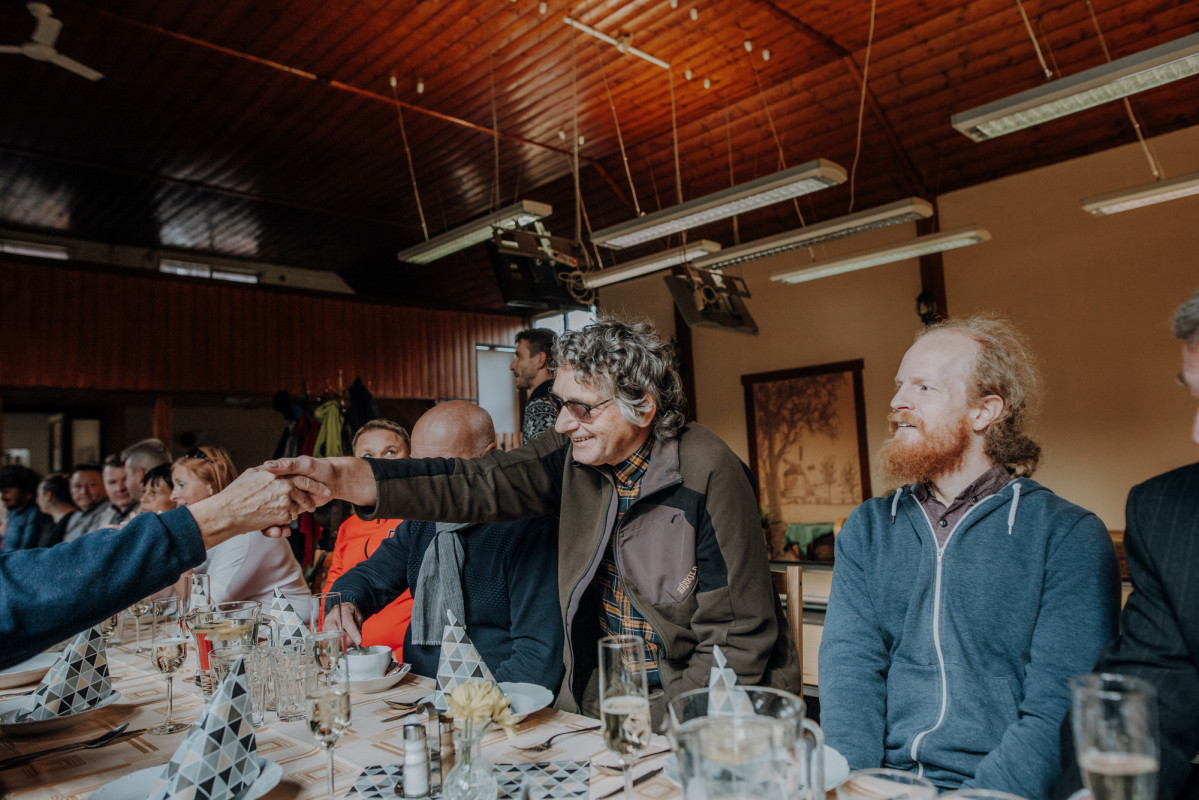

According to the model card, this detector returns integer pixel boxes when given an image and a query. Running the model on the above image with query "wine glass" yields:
[98,611,123,646]
[308,630,345,680]
[148,596,189,734]
[1071,673,1160,800]
[306,665,351,800]
[598,635,651,800]
[129,595,153,654]
[309,592,341,634]
[181,573,211,683]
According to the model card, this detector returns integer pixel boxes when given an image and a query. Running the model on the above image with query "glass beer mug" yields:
[668,686,824,800]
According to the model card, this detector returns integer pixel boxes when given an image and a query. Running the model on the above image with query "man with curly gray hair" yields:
[269,316,802,724]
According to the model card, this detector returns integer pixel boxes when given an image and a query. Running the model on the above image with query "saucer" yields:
[0,691,123,736]
[347,663,411,694]
[90,756,282,799]
[0,654,58,689]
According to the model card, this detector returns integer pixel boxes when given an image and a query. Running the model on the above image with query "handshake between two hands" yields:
[188,455,378,545]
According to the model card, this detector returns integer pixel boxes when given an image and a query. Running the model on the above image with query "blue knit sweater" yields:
[819,478,1120,800]
[330,517,564,693]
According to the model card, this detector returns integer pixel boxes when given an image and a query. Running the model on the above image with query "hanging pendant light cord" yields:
[1084,0,1162,179]
[848,0,877,213]
[668,68,684,206]
[597,53,643,216]
[487,3,502,213]
[748,51,806,230]
[389,76,429,241]
[1014,0,1054,79]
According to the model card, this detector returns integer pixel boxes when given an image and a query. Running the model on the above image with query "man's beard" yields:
[878,412,972,487]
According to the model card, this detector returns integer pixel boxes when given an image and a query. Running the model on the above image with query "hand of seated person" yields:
[324,602,366,647]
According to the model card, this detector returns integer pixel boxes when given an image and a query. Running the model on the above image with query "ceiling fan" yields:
[0,2,102,81]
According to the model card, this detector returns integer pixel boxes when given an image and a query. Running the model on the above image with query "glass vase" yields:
[443,718,498,800]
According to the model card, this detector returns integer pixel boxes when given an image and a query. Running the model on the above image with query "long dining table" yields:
[0,640,678,799]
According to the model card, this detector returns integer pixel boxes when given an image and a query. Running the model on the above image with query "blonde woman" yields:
[171,446,312,620]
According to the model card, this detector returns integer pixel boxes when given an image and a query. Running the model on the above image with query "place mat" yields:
[347,764,405,798]
[495,760,590,799]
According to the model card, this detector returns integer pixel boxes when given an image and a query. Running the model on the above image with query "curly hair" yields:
[171,446,238,493]
[918,314,1043,477]
[1173,286,1199,344]
[555,317,687,440]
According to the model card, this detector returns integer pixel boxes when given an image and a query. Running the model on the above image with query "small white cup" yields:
[345,645,392,679]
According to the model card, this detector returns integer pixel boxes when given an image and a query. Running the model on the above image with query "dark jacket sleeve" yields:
[358,433,568,525]
[0,507,206,668]
[1057,474,1199,800]
[490,517,564,692]
[330,521,415,618]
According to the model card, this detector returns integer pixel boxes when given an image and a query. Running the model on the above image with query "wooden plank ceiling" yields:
[0,0,1196,313]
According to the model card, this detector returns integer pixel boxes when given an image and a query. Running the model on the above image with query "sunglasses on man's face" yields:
[548,392,615,423]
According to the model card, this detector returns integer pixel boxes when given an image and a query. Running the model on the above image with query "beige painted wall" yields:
[597,123,1199,528]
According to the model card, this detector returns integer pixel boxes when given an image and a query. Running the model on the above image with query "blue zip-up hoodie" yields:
[819,478,1120,800]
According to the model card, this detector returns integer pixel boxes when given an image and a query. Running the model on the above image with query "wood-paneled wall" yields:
[0,260,525,400]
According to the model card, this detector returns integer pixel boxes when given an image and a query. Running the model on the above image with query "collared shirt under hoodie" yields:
[597,435,666,686]
[915,464,1011,548]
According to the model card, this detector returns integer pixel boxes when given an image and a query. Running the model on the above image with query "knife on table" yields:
[595,766,665,800]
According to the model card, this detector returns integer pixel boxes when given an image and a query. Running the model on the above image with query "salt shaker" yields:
[403,722,430,797]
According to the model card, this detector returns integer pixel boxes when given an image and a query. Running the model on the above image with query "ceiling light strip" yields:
[581,240,722,289]
[398,200,552,264]
[591,159,847,250]
[770,226,991,284]
[1081,169,1199,215]
[692,197,934,270]
[563,18,670,70]
[951,32,1199,142]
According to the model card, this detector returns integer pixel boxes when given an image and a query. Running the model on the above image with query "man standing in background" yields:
[510,328,557,444]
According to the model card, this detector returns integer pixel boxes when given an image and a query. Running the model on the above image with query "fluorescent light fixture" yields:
[692,197,934,270]
[160,258,259,284]
[770,226,991,284]
[952,31,1199,141]
[398,200,552,264]
[0,239,69,260]
[1081,169,1199,215]
[582,240,722,289]
[591,159,847,250]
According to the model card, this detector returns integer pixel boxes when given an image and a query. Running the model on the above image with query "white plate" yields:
[663,744,850,792]
[90,756,282,799]
[0,654,58,689]
[0,691,123,736]
[346,663,411,694]
[497,682,554,717]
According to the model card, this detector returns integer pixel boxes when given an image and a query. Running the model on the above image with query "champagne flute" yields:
[309,630,345,681]
[306,666,351,800]
[1071,673,1160,800]
[148,596,189,734]
[98,611,123,646]
[129,595,153,654]
[599,635,651,800]
[181,573,211,683]
[309,592,341,634]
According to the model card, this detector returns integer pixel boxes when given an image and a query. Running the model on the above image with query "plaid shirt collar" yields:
[613,434,654,490]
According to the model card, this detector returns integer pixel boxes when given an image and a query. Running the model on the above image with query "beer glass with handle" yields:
[1071,673,1160,800]
[599,635,651,800]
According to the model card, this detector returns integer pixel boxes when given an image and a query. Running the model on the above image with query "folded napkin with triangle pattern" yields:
[19,626,113,720]
[432,609,496,711]
[149,656,262,800]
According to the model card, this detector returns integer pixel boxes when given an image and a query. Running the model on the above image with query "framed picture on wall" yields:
[742,359,872,562]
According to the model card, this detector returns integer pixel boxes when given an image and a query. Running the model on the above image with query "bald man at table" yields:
[0,467,328,669]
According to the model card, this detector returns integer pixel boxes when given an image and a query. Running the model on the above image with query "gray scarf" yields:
[409,522,470,645]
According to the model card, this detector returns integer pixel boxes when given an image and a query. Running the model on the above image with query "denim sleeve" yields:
[0,507,206,668]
